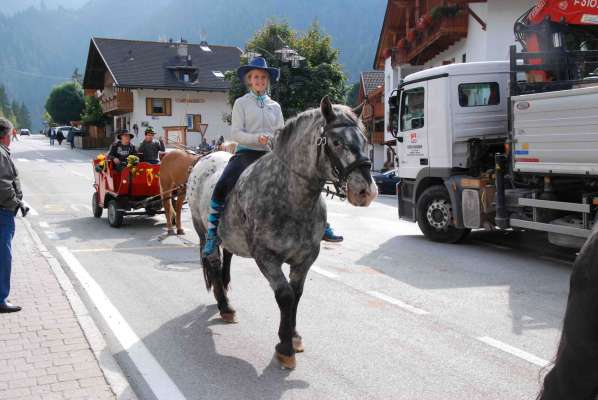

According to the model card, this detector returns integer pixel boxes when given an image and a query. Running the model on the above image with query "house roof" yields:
[83,37,242,92]
[361,71,384,96]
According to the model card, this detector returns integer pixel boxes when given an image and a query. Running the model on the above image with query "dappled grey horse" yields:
[187,97,377,369]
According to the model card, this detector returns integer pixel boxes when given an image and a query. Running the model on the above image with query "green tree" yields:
[17,102,32,129]
[345,82,360,107]
[81,96,108,127]
[226,20,347,119]
[45,82,84,124]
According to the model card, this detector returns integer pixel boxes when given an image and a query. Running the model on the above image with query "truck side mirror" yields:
[388,92,400,137]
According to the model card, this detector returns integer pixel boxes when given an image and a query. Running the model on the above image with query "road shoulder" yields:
[0,217,137,400]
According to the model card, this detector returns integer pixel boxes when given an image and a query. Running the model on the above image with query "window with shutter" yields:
[145,98,172,116]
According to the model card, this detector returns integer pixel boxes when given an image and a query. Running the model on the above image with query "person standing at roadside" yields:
[0,117,25,313]
[49,128,56,146]
[11,127,18,142]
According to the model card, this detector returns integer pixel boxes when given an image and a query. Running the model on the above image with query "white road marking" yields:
[477,336,550,367]
[55,159,65,163]
[70,204,81,212]
[311,266,339,279]
[70,170,89,178]
[367,290,430,315]
[16,158,29,162]
[81,204,92,212]
[34,158,47,162]
[45,231,59,240]
[39,221,49,228]
[71,244,191,253]
[56,246,187,400]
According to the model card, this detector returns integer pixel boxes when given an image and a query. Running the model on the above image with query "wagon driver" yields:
[108,129,136,171]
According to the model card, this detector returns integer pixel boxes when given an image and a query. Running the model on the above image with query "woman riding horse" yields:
[203,57,342,256]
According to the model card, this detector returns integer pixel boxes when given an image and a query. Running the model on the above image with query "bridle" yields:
[317,122,372,198]
[272,121,372,200]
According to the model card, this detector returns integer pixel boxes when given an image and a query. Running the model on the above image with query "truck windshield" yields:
[400,87,425,131]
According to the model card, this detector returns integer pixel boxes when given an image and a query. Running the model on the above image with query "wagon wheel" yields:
[107,200,124,228]
[92,192,103,218]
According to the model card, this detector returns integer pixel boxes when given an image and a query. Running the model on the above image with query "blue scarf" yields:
[250,90,267,109]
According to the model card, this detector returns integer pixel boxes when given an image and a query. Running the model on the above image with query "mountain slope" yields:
[0,0,385,129]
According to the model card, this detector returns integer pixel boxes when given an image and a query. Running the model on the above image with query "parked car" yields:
[19,129,31,136]
[373,169,400,195]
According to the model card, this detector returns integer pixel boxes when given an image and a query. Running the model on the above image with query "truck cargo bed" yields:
[512,85,598,176]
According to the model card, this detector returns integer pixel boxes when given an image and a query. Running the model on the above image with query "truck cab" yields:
[393,62,509,242]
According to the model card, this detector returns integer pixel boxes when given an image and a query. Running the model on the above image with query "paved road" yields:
[12,135,575,400]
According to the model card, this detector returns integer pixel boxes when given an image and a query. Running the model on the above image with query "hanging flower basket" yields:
[416,14,432,32]
[431,5,461,20]
[397,38,408,49]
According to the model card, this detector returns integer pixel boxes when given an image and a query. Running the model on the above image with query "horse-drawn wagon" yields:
[91,154,164,227]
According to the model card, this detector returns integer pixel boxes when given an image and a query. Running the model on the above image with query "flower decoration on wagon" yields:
[127,154,140,175]
[95,153,107,172]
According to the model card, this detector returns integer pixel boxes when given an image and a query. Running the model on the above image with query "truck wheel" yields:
[92,192,103,218]
[416,185,470,243]
[107,200,124,228]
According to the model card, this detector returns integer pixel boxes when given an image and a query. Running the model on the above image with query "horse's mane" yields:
[274,105,362,152]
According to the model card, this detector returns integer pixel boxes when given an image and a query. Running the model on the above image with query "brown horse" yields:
[159,149,200,235]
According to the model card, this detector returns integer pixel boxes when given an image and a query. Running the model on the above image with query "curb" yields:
[21,217,139,400]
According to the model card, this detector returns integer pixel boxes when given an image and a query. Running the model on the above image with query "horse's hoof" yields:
[220,312,238,324]
[176,228,185,235]
[275,352,296,370]
[292,336,304,353]
[167,229,175,235]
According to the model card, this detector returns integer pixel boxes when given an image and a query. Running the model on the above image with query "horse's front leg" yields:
[255,255,296,369]
[289,258,316,354]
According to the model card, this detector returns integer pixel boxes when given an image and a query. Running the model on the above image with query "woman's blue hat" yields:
[237,57,280,83]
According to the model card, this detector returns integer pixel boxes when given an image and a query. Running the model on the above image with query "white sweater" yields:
[230,92,284,152]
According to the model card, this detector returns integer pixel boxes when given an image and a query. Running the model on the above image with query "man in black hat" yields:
[137,127,165,164]
[108,129,136,171]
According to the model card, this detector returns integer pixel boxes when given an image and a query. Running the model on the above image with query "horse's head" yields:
[317,96,378,207]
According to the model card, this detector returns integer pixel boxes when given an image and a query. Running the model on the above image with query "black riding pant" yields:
[212,150,267,204]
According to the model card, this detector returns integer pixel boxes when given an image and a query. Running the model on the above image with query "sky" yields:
[2,0,89,15]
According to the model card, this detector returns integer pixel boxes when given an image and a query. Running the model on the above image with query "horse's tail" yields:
[222,249,232,290]
[201,249,232,292]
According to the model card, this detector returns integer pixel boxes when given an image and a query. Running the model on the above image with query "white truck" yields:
[389,48,598,248]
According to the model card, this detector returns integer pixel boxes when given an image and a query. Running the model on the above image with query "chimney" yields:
[177,42,188,58]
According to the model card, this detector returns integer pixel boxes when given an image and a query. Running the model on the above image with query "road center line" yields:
[477,336,550,367]
[311,266,339,279]
[44,231,59,240]
[16,158,29,162]
[56,246,187,400]
[367,290,430,315]
[39,221,49,228]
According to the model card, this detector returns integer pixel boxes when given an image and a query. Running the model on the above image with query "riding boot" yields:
[322,223,343,242]
[203,200,224,256]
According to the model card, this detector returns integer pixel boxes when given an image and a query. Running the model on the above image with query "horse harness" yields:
[272,121,372,199]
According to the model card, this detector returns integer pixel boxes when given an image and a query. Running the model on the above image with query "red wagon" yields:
[92,156,164,227]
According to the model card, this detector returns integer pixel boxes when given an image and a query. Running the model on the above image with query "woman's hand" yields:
[258,135,270,145]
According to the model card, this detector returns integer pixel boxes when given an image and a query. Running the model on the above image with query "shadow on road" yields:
[355,230,573,335]
[120,305,309,400]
